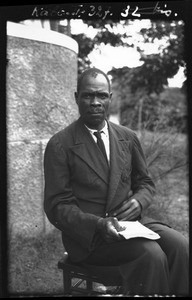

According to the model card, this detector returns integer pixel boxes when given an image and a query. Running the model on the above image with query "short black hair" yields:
[77,68,111,94]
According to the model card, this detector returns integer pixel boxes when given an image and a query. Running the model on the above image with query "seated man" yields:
[44,68,189,296]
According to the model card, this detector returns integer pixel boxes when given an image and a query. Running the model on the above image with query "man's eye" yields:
[84,94,92,99]
[99,94,108,99]
[100,95,107,99]
[83,93,108,99]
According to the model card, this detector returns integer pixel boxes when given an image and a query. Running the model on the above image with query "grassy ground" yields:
[145,168,189,239]
[8,229,64,296]
[8,132,189,296]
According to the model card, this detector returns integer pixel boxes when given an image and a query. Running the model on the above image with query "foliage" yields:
[157,87,188,132]
[136,87,187,133]
[137,126,188,230]
[123,20,186,131]
[71,19,133,73]
[72,19,185,86]
[70,33,95,72]
[137,20,185,90]
[139,20,185,74]
[109,66,187,133]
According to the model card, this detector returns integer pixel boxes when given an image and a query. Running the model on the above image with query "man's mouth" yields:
[89,110,103,114]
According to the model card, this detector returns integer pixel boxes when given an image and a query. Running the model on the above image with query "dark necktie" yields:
[93,131,108,163]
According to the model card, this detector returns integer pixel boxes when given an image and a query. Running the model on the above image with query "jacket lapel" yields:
[106,122,131,212]
[70,119,109,184]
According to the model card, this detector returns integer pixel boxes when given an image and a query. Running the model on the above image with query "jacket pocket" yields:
[121,162,132,183]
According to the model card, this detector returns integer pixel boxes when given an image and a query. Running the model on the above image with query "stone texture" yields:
[7,141,45,237]
[7,33,78,237]
[7,36,78,142]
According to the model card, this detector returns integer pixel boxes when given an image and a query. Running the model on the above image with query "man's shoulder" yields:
[47,120,78,146]
[109,121,136,138]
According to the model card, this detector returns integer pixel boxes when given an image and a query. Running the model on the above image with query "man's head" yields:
[75,68,112,131]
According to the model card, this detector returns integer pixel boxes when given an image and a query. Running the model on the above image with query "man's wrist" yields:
[137,199,143,212]
[96,218,104,232]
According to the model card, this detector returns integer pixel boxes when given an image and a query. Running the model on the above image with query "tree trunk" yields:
[67,20,71,36]
[138,97,144,134]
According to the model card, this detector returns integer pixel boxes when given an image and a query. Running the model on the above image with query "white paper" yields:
[118,221,160,240]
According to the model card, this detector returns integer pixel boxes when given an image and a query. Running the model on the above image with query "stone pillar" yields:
[6,22,79,237]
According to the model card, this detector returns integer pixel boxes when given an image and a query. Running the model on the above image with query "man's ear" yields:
[109,92,113,102]
[74,92,78,104]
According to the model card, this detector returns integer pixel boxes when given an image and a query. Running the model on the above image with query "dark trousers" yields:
[82,223,189,296]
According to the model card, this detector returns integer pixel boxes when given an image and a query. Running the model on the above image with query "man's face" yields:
[75,73,112,130]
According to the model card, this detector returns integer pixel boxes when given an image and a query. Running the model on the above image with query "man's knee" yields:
[158,227,189,259]
[141,240,168,268]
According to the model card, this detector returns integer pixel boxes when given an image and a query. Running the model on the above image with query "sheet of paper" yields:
[118,221,160,240]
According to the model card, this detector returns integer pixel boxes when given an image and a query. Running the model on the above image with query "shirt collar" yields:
[84,120,109,137]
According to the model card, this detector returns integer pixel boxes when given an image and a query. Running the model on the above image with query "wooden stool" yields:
[58,252,123,295]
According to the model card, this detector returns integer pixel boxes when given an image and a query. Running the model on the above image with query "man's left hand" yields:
[112,199,142,221]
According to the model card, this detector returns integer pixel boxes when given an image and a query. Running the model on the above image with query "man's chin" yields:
[83,117,105,129]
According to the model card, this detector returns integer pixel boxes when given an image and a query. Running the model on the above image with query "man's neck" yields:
[85,120,107,132]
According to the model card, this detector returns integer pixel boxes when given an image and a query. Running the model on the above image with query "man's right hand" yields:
[96,217,124,243]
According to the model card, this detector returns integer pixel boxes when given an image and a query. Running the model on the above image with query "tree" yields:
[132,21,185,92]
[71,19,134,73]
[108,20,185,130]
[109,66,187,133]
[71,19,184,84]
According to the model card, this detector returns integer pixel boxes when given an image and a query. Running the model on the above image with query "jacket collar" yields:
[70,118,109,184]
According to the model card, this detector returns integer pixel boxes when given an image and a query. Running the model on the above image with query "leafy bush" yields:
[137,123,188,231]
[119,87,187,133]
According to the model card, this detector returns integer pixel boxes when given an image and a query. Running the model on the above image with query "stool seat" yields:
[58,252,123,295]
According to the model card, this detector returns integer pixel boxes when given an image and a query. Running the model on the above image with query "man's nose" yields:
[91,96,102,106]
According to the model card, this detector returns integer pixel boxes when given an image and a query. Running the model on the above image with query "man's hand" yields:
[112,199,142,221]
[96,217,124,243]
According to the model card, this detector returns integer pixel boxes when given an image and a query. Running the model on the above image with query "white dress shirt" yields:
[85,120,110,162]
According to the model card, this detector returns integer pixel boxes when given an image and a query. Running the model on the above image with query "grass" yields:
[139,130,189,239]
[8,229,64,296]
[8,131,189,296]
[145,168,189,238]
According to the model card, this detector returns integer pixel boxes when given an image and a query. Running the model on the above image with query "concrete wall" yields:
[6,22,79,238]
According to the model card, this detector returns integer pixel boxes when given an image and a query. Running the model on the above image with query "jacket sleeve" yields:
[130,132,156,211]
[44,135,100,251]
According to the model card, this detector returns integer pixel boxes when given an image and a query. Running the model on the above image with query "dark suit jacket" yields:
[44,117,155,262]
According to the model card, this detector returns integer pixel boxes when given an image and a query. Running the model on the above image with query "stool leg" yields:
[86,279,93,291]
[63,270,71,295]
